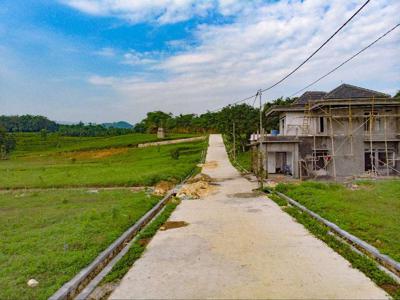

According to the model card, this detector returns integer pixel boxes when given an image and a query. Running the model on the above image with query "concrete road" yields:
[110,134,387,299]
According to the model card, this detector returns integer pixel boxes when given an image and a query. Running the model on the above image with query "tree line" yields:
[0,97,294,158]
[133,97,295,151]
[0,116,133,137]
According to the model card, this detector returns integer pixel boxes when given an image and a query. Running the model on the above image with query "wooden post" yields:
[349,99,354,156]
[369,97,375,175]
[384,108,390,176]
[329,106,337,180]
[232,122,236,161]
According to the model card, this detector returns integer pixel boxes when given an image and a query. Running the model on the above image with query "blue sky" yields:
[1,0,399,123]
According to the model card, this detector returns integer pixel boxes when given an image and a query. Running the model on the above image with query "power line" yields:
[289,23,400,98]
[260,0,370,94]
[209,0,370,112]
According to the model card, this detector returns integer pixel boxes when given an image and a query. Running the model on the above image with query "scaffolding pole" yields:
[329,105,337,180]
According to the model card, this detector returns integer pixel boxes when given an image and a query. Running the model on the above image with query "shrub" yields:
[170,149,180,160]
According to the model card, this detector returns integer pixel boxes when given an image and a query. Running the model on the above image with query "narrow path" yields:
[137,136,205,148]
[110,134,387,299]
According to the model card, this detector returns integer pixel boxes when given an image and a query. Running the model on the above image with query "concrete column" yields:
[293,143,300,178]
[259,142,268,178]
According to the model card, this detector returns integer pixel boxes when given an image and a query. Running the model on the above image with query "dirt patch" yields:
[379,283,399,295]
[228,192,263,198]
[138,238,151,247]
[69,148,128,160]
[197,160,218,169]
[160,221,189,231]
[187,173,213,184]
[176,173,215,199]
[153,181,175,196]
[247,208,262,213]
[176,181,214,199]
[88,282,119,300]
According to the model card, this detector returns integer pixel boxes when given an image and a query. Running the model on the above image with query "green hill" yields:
[102,121,133,129]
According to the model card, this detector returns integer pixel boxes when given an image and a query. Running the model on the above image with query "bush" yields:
[170,149,180,160]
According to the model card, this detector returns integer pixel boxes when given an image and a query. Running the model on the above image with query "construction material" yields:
[176,173,214,199]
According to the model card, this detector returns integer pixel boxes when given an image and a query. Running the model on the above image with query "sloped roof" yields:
[323,84,390,99]
[294,91,327,105]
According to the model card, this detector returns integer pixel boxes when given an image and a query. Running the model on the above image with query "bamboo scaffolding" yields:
[303,97,399,178]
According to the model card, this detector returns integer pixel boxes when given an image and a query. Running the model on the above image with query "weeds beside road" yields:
[276,180,400,262]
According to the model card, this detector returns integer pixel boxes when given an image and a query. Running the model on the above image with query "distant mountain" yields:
[101,121,133,129]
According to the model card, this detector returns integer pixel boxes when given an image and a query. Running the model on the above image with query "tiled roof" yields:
[323,84,390,99]
[293,91,327,105]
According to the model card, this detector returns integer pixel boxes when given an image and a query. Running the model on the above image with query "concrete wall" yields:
[280,107,399,139]
[265,142,299,178]
[281,112,318,136]
[271,106,400,178]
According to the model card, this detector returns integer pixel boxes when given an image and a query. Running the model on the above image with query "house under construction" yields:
[256,83,400,180]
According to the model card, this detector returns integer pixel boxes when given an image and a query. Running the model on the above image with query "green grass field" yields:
[0,132,206,299]
[0,189,161,300]
[12,132,197,155]
[276,180,400,262]
[1,133,205,189]
[236,150,251,171]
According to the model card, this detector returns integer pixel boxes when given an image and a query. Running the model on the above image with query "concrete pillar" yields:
[293,143,300,178]
[259,142,268,178]
[157,127,165,139]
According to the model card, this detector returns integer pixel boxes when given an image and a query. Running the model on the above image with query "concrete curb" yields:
[276,191,400,278]
[49,190,175,300]
[137,136,206,148]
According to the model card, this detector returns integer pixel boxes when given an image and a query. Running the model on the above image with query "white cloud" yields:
[80,0,399,120]
[61,0,243,24]
[95,47,116,57]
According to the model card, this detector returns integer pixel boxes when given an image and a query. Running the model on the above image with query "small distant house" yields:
[253,84,400,179]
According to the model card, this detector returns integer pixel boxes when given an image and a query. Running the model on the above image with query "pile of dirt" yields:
[186,173,213,184]
[197,160,218,169]
[176,173,215,199]
[153,181,175,196]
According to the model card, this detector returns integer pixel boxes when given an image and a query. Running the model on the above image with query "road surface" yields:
[110,134,387,299]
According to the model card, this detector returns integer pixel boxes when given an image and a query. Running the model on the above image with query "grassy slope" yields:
[276,180,400,262]
[12,132,197,155]
[236,150,251,171]
[222,134,252,171]
[0,189,161,300]
[0,141,205,188]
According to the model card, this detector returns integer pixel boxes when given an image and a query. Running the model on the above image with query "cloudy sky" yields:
[0,0,399,124]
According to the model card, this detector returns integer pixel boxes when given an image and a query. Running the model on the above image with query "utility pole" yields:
[232,121,236,161]
[258,89,268,189]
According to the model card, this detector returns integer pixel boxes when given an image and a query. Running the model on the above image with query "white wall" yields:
[267,152,276,173]
[280,112,319,136]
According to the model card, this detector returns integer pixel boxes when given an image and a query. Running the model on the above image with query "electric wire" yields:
[208,0,371,112]
[289,23,400,98]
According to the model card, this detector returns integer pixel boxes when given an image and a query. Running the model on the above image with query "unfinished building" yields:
[256,84,400,180]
